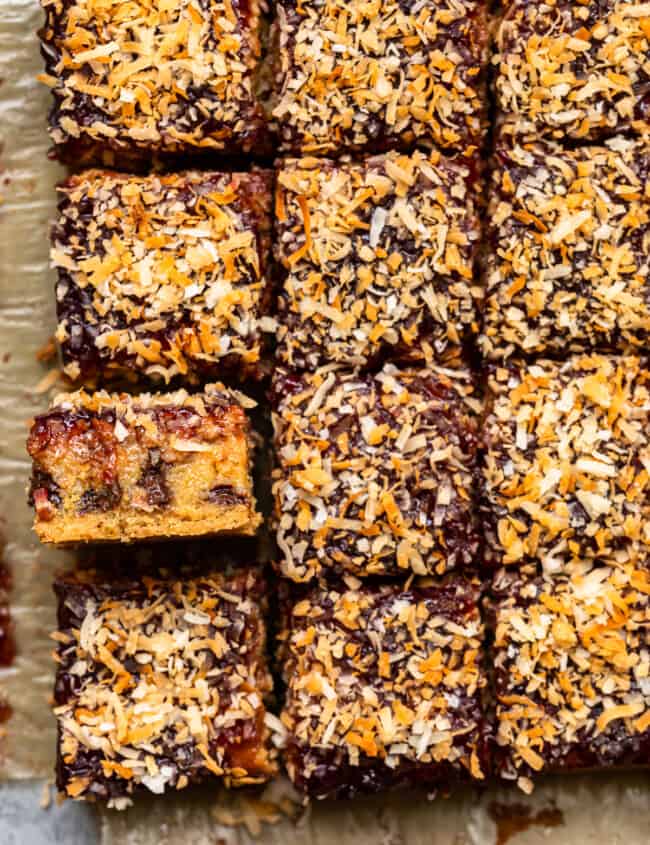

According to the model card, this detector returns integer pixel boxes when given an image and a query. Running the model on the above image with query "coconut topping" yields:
[39,0,267,162]
[482,137,650,360]
[491,562,650,793]
[52,169,272,384]
[53,569,279,807]
[275,150,483,370]
[482,355,650,572]
[495,0,650,144]
[50,381,256,418]
[281,577,487,798]
[272,364,481,582]
[272,0,488,154]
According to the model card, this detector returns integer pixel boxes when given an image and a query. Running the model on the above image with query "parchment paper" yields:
[1,1,649,841]
[1,0,68,780]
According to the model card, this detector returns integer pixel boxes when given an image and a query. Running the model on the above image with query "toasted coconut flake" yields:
[272,0,488,154]
[40,0,268,159]
[275,150,482,370]
[496,0,650,144]
[272,364,480,582]
[52,170,272,385]
[281,579,487,798]
[52,570,279,804]
[492,563,650,790]
[482,354,650,571]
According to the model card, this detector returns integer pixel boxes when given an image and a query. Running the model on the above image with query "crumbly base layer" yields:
[35,506,260,545]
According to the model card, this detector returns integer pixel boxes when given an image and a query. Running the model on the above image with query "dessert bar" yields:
[38,0,268,166]
[272,0,488,155]
[53,568,279,806]
[495,0,650,144]
[28,385,261,544]
[275,150,482,370]
[53,169,273,385]
[490,563,650,794]
[272,364,481,582]
[280,577,488,799]
[482,355,650,572]
[482,137,650,360]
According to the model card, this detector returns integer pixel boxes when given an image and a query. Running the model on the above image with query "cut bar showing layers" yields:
[38,0,268,167]
[482,137,650,360]
[482,355,650,572]
[27,385,261,544]
[52,169,273,385]
[272,0,488,155]
[280,577,488,799]
[272,364,481,582]
[490,563,650,794]
[494,0,650,145]
[275,150,483,371]
[53,568,280,807]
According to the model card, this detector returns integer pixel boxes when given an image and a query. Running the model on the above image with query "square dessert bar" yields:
[275,150,482,370]
[280,577,488,799]
[53,169,273,385]
[482,137,650,360]
[27,384,261,544]
[490,563,650,794]
[272,0,488,155]
[495,0,650,144]
[482,355,650,572]
[53,568,280,806]
[39,0,268,166]
[272,364,481,582]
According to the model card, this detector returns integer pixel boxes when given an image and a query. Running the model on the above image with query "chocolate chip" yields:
[138,448,171,508]
[207,485,248,506]
[77,483,121,514]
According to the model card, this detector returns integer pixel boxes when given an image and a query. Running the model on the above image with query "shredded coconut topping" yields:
[275,150,483,370]
[53,569,279,805]
[482,355,650,572]
[272,364,481,582]
[281,578,487,798]
[39,0,267,163]
[492,563,650,786]
[272,0,488,154]
[495,0,650,144]
[52,169,272,384]
[482,137,650,360]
